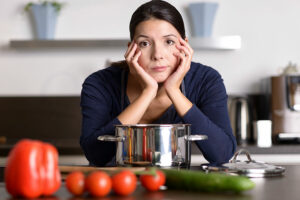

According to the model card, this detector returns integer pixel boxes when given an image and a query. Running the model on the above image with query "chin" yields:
[153,76,168,83]
[151,73,170,83]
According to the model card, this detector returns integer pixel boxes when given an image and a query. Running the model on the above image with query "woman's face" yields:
[133,19,182,83]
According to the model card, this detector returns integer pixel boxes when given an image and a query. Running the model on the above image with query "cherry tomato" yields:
[140,170,166,191]
[85,171,112,197]
[65,171,85,196]
[112,170,137,196]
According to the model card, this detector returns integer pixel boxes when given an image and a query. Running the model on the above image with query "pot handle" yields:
[184,134,208,141]
[97,135,125,142]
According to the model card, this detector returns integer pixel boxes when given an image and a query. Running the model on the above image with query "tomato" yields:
[112,170,137,196]
[65,171,85,196]
[140,170,166,191]
[85,171,112,197]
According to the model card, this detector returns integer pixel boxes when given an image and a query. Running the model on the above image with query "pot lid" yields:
[201,149,285,178]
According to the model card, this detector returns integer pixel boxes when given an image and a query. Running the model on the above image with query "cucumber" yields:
[162,169,255,193]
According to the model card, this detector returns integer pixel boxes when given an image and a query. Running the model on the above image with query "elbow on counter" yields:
[196,136,237,165]
[80,136,116,167]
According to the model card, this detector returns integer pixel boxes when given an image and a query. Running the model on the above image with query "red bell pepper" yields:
[5,139,61,198]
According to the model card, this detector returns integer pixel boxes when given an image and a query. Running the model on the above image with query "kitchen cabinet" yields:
[9,36,241,50]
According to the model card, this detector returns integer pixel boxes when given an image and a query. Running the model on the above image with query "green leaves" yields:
[24,1,64,13]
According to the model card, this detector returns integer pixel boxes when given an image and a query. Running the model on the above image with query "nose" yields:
[151,43,164,61]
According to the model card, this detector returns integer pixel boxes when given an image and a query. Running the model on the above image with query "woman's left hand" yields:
[164,37,194,92]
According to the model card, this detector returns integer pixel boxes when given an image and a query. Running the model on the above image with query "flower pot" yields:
[29,4,57,40]
[188,2,219,37]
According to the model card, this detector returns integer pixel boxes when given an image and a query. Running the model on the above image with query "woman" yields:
[80,0,236,167]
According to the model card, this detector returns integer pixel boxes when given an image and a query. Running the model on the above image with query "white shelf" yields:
[10,36,241,50]
[10,39,129,48]
[189,35,241,50]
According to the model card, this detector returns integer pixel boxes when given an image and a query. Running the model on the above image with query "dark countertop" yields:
[0,165,299,200]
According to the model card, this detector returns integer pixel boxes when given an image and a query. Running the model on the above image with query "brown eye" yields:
[139,41,150,48]
[166,40,175,46]
[166,40,175,45]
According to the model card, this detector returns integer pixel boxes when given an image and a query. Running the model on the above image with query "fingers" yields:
[125,42,138,63]
[126,43,142,75]
[176,37,194,59]
[176,44,190,59]
[124,42,135,58]
[132,49,141,64]
[179,37,194,55]
[173,38,193,73]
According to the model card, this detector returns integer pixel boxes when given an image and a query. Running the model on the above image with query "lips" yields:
[152,66,167,72]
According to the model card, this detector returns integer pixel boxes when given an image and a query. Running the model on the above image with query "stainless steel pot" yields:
[98,124,207,167]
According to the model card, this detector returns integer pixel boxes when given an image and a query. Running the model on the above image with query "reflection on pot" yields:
[98,124,207,167]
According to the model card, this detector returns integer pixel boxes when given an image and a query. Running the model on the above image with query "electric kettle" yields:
[228,96,252,145]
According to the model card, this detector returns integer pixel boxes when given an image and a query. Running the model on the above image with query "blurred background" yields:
[0,0,300,164]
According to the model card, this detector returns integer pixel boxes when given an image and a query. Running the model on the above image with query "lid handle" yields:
[230,149,253,163]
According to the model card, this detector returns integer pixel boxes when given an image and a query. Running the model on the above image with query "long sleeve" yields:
[80,68,122,166]
[80,63,236,166]
[182,63,236,164]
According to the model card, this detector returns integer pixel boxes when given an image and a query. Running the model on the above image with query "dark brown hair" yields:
[111,0,185,68]
[129,0,186,40]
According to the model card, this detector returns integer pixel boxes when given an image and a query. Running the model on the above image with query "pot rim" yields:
[115,124,191,128]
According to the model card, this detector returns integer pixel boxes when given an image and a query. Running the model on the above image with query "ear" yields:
[184,37,188,43]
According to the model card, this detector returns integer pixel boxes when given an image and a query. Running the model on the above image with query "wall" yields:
[1,0,300,96]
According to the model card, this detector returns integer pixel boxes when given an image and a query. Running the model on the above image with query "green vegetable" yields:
[162,169,255,193]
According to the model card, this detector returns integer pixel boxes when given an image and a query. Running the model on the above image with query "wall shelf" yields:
[189,35,241,50]
[10,39,129,48]
[10,36,241,50]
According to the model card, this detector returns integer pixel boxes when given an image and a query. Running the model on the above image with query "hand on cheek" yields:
[124,42,158,91]
[164,38,193,90]
[125,42,141,74]
[174,37,193,71]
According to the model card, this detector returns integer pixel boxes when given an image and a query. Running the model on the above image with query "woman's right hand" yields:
[124,42,158,95]
[118,42,158,124]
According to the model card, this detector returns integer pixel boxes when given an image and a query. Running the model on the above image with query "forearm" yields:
[183,105,236,164]
[166,87,192,117]
[80,117,121,166]
[118,88,156,124]
[81,135,116,166]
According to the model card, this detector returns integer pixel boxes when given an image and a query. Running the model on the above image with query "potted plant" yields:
[25,0,63,40]
[188,2,219,37]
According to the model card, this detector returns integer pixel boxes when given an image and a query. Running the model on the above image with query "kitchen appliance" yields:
[98,124,207,167]
[271,75,300,143]
[228,97,253,145]
[253,120,272,147]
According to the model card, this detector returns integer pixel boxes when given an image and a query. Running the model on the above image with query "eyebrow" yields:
[135,34,178,39]
[163,34,178,38]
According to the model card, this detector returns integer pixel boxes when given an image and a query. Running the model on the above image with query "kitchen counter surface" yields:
[2,141,300,156]
[191,143,300,154]
[0,165,299,200]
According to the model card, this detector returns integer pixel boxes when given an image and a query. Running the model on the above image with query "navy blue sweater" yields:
[80,62,236,166]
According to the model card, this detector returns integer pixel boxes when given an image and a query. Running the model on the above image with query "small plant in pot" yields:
[25,0,64,40]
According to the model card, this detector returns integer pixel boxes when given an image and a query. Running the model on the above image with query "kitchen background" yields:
[1,0,299,96]
[1,0,300,165]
